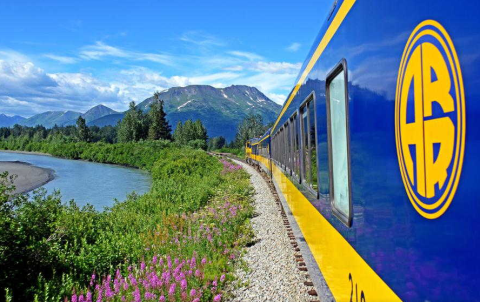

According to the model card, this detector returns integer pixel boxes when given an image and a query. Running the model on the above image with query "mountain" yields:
[82,105,119,123]
[20,111,82,128]
[136,85,281,140]
[88,113,124,127]
[62,105,119,126]
[19,105,118,128]
[0,114,26,127]
[5,85,282,140]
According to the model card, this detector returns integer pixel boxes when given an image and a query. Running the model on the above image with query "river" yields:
[0,151,152,210]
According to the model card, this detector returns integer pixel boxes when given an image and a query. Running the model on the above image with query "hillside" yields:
[135,85,281,140]
[0,114,26,127]
[82,105,119,123]
[6,85,281,140]
[20,111,82,128]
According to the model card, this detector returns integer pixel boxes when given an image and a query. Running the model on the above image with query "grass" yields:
[0,140,253,302]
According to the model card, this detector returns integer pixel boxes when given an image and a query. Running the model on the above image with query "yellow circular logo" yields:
[395,20,466,219]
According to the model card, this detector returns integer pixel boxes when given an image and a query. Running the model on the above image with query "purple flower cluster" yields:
[71,253,227,302]
[220,159,242,173]
[70,160,250,302]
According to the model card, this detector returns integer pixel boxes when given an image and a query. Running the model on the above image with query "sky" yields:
[0,0,330,117]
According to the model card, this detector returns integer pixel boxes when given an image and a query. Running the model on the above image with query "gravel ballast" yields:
[228,160,312,302]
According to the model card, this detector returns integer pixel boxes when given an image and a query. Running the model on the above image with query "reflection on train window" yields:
[327,61,352,226]
[300,96,318,192]
[293,114,300,177]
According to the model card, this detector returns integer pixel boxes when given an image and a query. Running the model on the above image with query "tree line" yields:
[0,92,271,152]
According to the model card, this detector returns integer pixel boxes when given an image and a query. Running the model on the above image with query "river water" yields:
[0,151,152,210]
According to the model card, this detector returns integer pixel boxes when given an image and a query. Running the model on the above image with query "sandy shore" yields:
[0,161,55,194]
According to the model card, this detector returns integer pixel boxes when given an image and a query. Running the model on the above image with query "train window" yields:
[300,95,318,192]
[292,114,300,177]
[326,59,352,226]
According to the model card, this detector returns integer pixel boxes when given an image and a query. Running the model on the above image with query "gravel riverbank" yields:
[228,159,312,302]
[0,161,55,194]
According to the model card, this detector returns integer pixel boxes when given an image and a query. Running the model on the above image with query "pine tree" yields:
[76,116,90,142]
[233,114,265,147]
[148,92,172,140]
[117,101,147,142]
[173,119,208,149]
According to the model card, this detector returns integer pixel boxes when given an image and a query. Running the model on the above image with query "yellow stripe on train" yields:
[250,154,401,302]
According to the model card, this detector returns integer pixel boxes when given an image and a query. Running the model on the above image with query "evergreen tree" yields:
[148,92,172,140]
[173,119,208,149]
[233,114,265,147]
[76,116,90,142]
[117,101,147,142]
[208,136,226,150]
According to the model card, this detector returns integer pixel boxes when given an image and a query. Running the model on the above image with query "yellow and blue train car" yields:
[246,0,479,301]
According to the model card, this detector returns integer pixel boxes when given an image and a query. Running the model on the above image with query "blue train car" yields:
[246,0,480,300]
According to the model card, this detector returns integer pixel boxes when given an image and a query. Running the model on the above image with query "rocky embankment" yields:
[228,159,316,302]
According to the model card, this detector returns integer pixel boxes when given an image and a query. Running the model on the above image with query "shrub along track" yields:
[227,158,320,302]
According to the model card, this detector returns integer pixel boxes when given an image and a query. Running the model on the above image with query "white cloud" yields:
[248,61,301,74]
[286,42,301,52]
[43,54,78,64]
[0,59,131,116]
[0,50,30,63]
[228,51,264,61]
[180,31,225,47]
[265,93,287,105]
[80,41,129,60]
[79,41,175,66]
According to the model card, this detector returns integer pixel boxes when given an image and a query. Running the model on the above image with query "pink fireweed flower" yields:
[71,294,78,302]
[168,283,176,296]
[192,299,200,302]
[159,296,165,302]
[79,295,85,302]
[214,294,222,302]
[194,269,201,277]
[181,279,187,291]
[145,292,156,300]
[190,289,197,297]
[128,273,138,286]
[86,291,92,302]
[133,287,141,302]
[141,261,146,271]
[201,258,207,265]
[220,274,226,282]
[152,255,158,265]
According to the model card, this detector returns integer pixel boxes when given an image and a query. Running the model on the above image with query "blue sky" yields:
[0,0,330,117]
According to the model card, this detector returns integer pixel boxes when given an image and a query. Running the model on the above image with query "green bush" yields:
[0,142,253,302]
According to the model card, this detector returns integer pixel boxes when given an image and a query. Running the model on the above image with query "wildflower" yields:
[192,299,200,302]
[201,258,207,265]
[220,274,226,282]
[145,292,156,300]
[159,296,165,302]
[169,283,176,296]
[190,289,197,297]
[152,255,158,265]
[133,287,141,302]
[71,294,78,302]
[214,294,222,302]
[181,278,187,291]
[86,291,92,302]
[79,295,85,302]
[141,261,146,271]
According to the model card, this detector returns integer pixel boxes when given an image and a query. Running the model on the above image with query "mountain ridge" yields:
[4,85,281,140]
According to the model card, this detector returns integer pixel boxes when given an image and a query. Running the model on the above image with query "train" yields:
[246,0,480,301]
